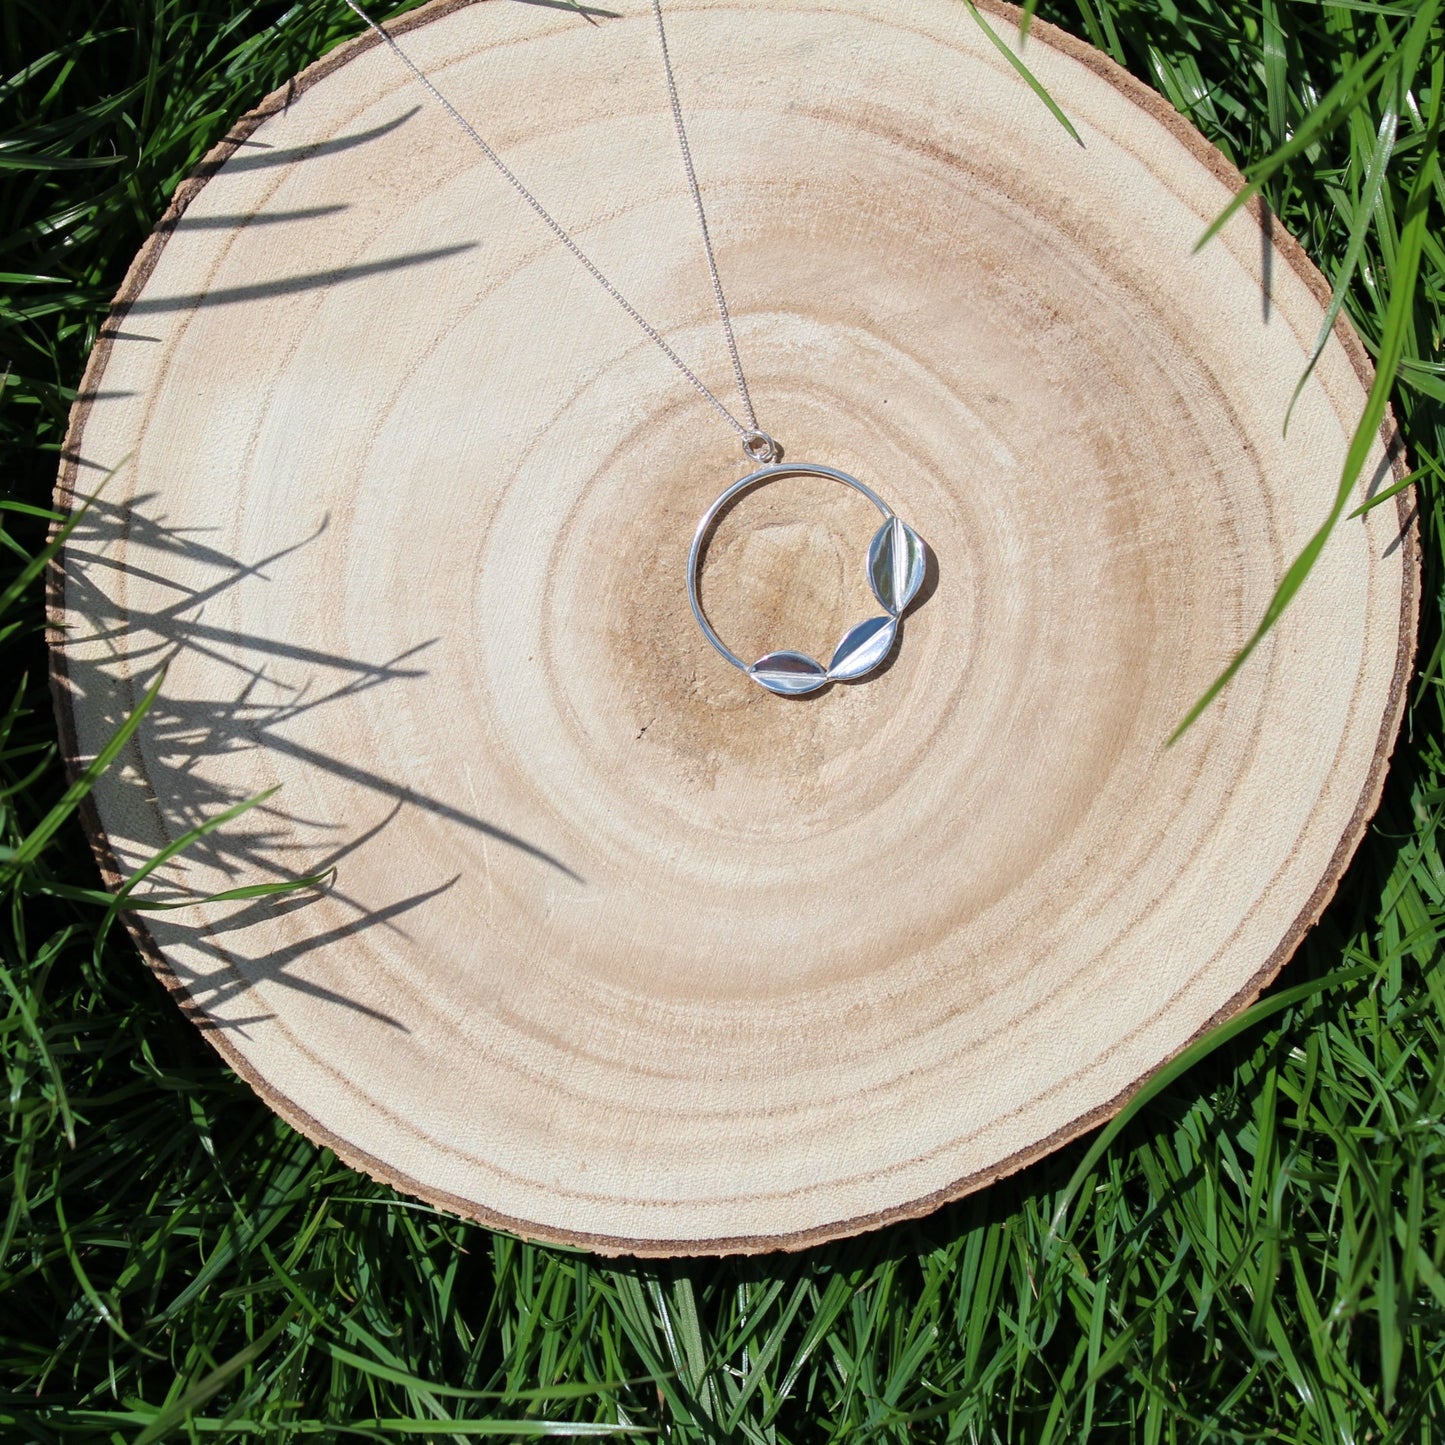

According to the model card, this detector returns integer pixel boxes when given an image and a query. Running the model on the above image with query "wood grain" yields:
[51,0,1416,1254]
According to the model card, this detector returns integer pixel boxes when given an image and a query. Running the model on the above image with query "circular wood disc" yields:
[52,0,1416,1254]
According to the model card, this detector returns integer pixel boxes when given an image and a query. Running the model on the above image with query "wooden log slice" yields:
[51,0,1416,1254]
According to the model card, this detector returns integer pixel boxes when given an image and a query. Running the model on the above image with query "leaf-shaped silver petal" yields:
[749,651,828,696]
[867,517,926,616]
[828,615,896,681]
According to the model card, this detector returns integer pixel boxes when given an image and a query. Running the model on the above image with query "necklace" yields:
[342,0,927,695]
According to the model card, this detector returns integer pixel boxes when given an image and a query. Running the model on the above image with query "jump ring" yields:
[742,430,781,464]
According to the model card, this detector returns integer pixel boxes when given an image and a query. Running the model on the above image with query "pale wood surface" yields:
[52,0,1416,1253]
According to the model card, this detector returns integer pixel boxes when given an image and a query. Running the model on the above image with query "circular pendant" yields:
[687,462,927,695]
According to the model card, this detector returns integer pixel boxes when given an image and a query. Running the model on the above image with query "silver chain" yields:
[648,0,758,435]
[338,0,772,457]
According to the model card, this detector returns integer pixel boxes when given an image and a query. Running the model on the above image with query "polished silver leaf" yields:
[827,615,896,681]
[749,651,828,695]
[867,517,926,616]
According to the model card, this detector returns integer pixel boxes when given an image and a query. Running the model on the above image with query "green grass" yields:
[3,0,1445,1438]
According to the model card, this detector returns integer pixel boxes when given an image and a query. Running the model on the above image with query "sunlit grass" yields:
[2,0,1444,1439]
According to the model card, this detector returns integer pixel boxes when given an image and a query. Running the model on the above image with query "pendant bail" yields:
[742,429,781,464]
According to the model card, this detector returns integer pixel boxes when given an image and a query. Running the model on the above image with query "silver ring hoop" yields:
[687,462,927,695]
